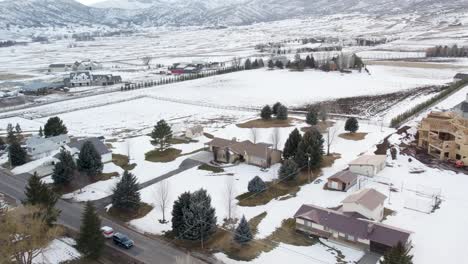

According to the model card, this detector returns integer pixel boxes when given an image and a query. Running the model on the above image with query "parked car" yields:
[112,233,134,249]
[100,226,114,239]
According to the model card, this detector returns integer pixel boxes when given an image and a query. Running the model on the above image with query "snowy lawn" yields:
[33,237,81,264]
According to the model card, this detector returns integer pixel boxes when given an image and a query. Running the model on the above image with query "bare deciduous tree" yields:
[141,56,152,67]
[270,127,280,150]
[250,128,258,144]
[325,123,339,156]
[154,180,170,223]
[0,206,62,264]
[224,177,237,227]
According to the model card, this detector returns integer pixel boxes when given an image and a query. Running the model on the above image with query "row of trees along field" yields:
[426,45,468,57]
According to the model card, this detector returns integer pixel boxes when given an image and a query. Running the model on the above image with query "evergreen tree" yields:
[111,170,141,211]
[283,128,302,159]
[15,123,22,134]
[380,242,413,264]
[52,149,76,186]
[9,141,27,166]
[275,60,284,69]
[260,105,272,120]
[180,189,217,242]
[248,176,266,193]
[244,59,252,70]
[77,141,103,177]
[0,137,5,150]
[345,117,359,133]
[77,202,105,259]
[305,55,312,68]
[151,119,173,151]
[258,59,264,67]
[24,172,60,226]
[294,129,324,169]
[252,59,259,69]
[306,109,318,126]
[234,215,253,244]
[310,55,316,68]
[276,105,288,120]
[278,159,299,181]
[38,126,44,137]
[6,123,16,144]
[267,60,274,69]
[44,117,68,137]
[171,192,192,237]
[272,102,282,116]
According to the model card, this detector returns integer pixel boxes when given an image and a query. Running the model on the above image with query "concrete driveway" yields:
[358,251,382,264]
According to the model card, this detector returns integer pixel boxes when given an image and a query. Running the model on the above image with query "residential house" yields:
[67,137,112,163]
[294,204,412,254]
[170,63,201,75]
[206,137,282,168]
[48,63,72,73]
[72,60,103,71]
[21,81,64,95]
[327,170,358,191]
[92,74,122,86]
[25,135,70,160]
[185,125,204,139]
[453,93,468,119]
[341,188,387,221]
[454,73,468,82]
[349,155,387,177]
[67,72,92,87]
[417,111,468,164]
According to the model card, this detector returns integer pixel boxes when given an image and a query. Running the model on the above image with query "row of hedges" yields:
[390,80,468,128]
[121,65,245,91]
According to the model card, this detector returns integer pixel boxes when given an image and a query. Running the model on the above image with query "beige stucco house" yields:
[418,111,468,164]
[206,137,282,168]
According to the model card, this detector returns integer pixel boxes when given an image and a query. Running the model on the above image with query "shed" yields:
[327,170,358,191]
[349,155,387,177]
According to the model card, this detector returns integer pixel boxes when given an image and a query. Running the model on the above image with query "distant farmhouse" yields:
[170,63,202,75]
[72,60,103,71]
[65,72,122,87]
[206,137,282,168]
[48,63,73,73]
[25,135,70,160]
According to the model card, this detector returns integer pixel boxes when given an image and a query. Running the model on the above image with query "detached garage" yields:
[349,155,387,177]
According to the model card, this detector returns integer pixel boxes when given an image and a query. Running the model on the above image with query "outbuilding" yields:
[327,170,358,191]
[349,155,386,177]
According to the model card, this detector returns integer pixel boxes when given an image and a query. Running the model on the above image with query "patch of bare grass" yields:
[236,118,300,128]
[338,132,367,141]
[145,148,182,163]
[107,202,153,222]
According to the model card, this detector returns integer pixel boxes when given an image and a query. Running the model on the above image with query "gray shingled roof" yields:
[207,137,275,159]
[68,137,110,156]
[342,188,387,211]
[294,204,411,247]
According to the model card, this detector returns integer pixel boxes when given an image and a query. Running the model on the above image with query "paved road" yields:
[0,168,207,264]
[357,251,382,264]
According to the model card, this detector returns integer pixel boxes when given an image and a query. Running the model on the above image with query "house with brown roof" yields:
[341,188,387,221]
[206,137,282,168]
[348,155,387,177]
[417,111,468,164]
[294,204,412,254]
[327,170,358,191]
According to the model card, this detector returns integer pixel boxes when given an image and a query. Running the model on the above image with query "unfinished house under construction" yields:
[418,112,468,164]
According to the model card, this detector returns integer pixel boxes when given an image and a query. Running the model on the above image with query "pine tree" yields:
[0,137,5,150]
[345,117,359,133]
[260,105,272,120]
[275,60,284,69]
[276,105,288,120]
[234,215,253,244]
[252,59,259,69]
[15,123,22,134]
[77,141,103,177]
[171,192,192,237]
[283,128,302,159]
[77,202,105,259]
[9,141,27,166]
[278,159,299,181]
[244,59,252,70]
[248,176,266,193]
[306,109,318,126]
[43,117,68,137]
[180,189,217,242]
[272,102,282,116]
[6,123,16,144]
[38,126,44,137]
[24,172,60,226]
[151,119,173,151]
[258,59,264,67]
[305,55,312,68]
[111,170,141,211]
[294,129,324,169]
[52,149,76,186]
[380,242,413,264]
[267,60,274,69]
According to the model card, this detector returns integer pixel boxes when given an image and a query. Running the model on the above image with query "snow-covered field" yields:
[33,238,81,264]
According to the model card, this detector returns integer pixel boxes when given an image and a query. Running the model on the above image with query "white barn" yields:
[349,155,387,177]
[341,188,387,221]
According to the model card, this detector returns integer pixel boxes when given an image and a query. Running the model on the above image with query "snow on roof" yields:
[349,155,386,166]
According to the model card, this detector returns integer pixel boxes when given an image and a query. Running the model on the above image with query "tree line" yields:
[426,45,468,57]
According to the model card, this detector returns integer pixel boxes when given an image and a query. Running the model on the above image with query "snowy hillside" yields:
[0,0,467,28]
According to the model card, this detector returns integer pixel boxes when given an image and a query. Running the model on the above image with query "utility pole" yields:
[306,153,311,183]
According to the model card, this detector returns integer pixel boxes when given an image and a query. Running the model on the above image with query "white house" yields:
[185,125,204,139]
[48,63,72,73]
[25,135,70,160]
[68,72,92,87]
[341,188,387,221]
[349,155,387,177]
[72,60,103,71]
[67,137,112,163]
